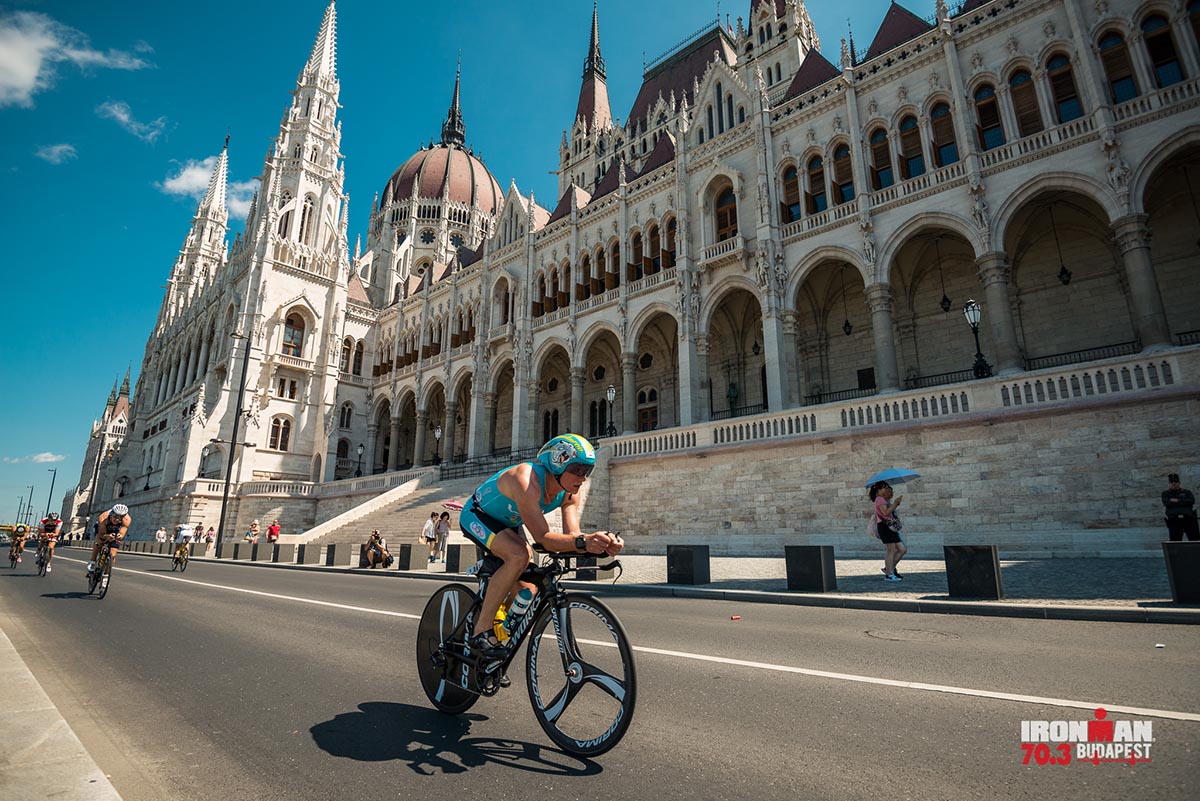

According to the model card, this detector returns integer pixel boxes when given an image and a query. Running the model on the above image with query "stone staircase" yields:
[305,476,482,548]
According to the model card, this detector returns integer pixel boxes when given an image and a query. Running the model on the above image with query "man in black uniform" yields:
[1162,473,1199,542]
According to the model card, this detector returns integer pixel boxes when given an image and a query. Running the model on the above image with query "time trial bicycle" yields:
[87,542,117,599]
[171,545,189,572]
[416,548,636,757]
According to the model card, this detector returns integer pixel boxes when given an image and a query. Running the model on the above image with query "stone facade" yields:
[64,0,1200,550]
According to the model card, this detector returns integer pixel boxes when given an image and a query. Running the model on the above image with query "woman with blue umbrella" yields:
[866,469,919,582]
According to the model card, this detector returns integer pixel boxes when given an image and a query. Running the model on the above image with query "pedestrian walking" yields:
[1162,473,1199,542]
[267,519,281,544]
[435,511,451,563]
[421,512,437,563]
[870,481,907,581]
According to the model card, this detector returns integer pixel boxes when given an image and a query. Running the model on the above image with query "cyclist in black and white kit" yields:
[87,504,130,575]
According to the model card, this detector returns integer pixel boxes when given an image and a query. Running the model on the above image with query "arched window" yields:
[352,341,364,375]
[697,127,706,145]
[832,145,855,204]
[1008,69,1044,137]
[1099,32,1139,103]
[637,387,659,432]
[282,314,305,357]
[533,275,546,317]
[974,85,1005,150]
[930,103,959,166]
[805,156,827,214]
[648,225,661,273]
[277,210,291,238]
[781,165,802,221]
[629,233,644,281]
[706,105,715,137]
[738,106,746,124]
[340,337,352,372]
[298,196,316,245]
[726,94,735,130]
[269,417,292,452]
[1047,54,1083,123]
[339,403,353,429]
[393,284,402,304]
[578,255,591,300]
[336,439,350,459]
[898,116,925,179]
[665,218,677,268]
[715,188,738,242]
[869,129,894,189]
[1142,15,1184,87]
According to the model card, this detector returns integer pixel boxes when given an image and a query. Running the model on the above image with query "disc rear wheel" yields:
[416,583,481,714]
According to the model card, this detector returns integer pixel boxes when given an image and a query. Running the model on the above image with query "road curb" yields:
[64,546,1200,625]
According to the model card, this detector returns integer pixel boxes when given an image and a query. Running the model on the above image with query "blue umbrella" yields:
[864,468,921,489]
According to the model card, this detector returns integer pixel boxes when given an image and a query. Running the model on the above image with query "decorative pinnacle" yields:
[584,1,606,80]
[441,58,466,147]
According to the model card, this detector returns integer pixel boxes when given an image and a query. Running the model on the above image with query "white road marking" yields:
[55,554,1200,722]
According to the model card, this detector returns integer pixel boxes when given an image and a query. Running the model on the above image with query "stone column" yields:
[167,358,179,396]
[157,371,168,406]
[1171,18,1200,79]
[677,334,702,426]
[197,337,211,382]
[759,313,785,412]
[523,379,541,449]
[995,84,1020,145]
[477,391,495,457]
[364,424,377,476]
[1125,30,1157,98]
[1112,215,1170,350]
[387,416,402,471]
[621,352,637,434]
[975,252,1024,375]
[864,283,900,393]
[510,379,530,453]
[569,367,585,434]
[443,402,458,464]
[780,311,801,406]
[695,335,711,422]
[412,411,427,467]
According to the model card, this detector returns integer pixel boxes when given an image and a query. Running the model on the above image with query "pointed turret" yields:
[119,366,131,397]
[196,136,229,219]
[573,2,612,134]
[441,60,466,147]
[305,0,338,80]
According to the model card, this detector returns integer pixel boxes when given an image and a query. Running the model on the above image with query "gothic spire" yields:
[119,366,130,397]
[584,1,606,80]
[441,58,466,147]
[305,0,338,79]
[198,136,229,216]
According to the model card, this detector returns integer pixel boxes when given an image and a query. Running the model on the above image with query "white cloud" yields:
[157,156,259,220]
[31,452,65,463]
[96,100,166,143]
[0,10,150,108]
[2,456,25,464]
[35,143,77,164]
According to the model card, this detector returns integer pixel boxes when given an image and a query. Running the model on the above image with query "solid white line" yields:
[55,555,421,620]
[56,555,1200,722]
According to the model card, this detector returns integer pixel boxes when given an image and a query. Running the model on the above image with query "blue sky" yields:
[0,0,894,522]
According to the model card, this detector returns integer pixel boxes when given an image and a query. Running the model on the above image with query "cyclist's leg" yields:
[472,529,531,639]
[107,540,121,568]
[45,541,54,564]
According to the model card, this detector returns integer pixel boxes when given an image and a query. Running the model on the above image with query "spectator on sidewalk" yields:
[421,512,438,563]
[870,481,906,582]
[155,527,167,543]
[1163,473,1199,542]
[365,529,391,568]
[435,511,451,563]
[205,526,216,543]
[246,519,261,544]
[267,519,281,544]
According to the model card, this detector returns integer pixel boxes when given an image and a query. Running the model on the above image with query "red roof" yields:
[638,131,676,177]
[459,242,484,268]
[782,49,840,102]
[591,157,625,200]
[547,184,593,224]
[347,274,370,305]
[627,26,736,131]
[574,74,613,133]
[382,143,502,215]
[863,2,934,62]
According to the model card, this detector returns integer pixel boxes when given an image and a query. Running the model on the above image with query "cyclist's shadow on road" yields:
[310,701,602,777]
[40,591,95,599]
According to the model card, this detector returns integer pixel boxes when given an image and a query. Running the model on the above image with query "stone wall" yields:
[602,389,1199,556]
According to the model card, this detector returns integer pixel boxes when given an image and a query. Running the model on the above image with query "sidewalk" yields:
[82,546,1200,624]
[0,626,124,800]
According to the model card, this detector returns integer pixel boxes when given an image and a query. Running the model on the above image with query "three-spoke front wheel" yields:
[526,594,636,757]
[416,583,480,715]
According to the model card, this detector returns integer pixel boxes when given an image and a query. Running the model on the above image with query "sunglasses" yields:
[564,464,594,479]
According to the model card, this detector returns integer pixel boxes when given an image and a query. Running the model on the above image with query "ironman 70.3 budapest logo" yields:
[1020,708,1153,766]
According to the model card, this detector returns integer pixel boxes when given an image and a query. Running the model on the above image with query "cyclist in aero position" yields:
[458,433,623,659]
[87,504,130,575]
[37,512,62,572]
[8,523,29,563]
[173,522,195,562]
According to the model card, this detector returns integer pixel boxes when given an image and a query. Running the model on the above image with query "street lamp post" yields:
[216,331,255,543]
[434,425,443,465]
[44,468,57,521]
[961,299,994,379]
[17,496,24,525]
[355,443,364,477]
[605,384,617,438]
[24,485,34,526]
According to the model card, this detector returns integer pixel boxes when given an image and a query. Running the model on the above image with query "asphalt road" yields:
[1,548,1197,801]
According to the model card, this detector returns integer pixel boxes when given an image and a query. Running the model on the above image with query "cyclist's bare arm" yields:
[499,464,617,555]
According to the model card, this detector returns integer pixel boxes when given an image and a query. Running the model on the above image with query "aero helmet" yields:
[48,512,59,520]
[536,434,597,477]
[15,524,27,535]
[111,503,129,517]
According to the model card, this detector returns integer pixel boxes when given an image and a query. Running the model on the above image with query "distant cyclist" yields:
[87,504,130,575]
[37,512,62,572]
[458,433,623,658]
[8,523,29,563]
[173,522,195,562]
